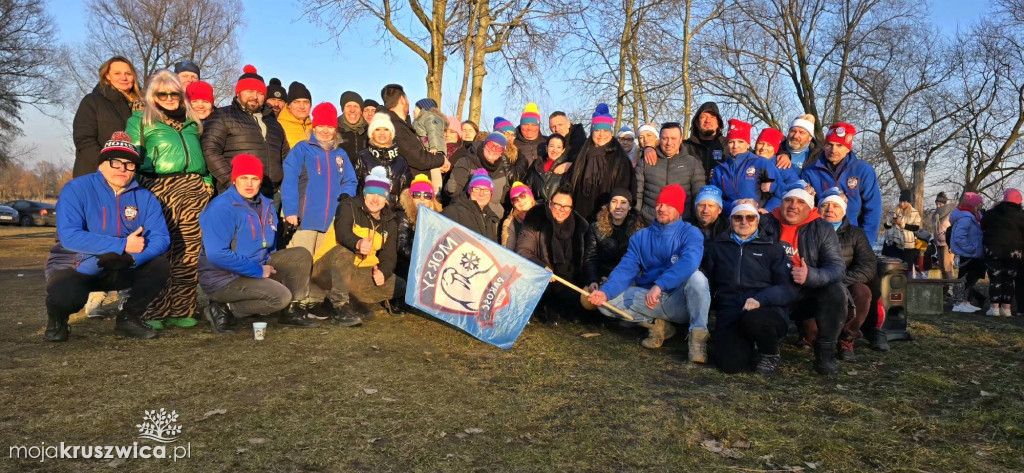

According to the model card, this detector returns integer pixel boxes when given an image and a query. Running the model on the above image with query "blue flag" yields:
[405,207,551,349]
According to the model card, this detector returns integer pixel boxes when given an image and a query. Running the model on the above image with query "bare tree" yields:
[70,0,243,101]
[304,0,457,103]
[0,0,68,165]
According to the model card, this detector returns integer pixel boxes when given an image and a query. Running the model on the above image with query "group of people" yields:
[47,56,1022,377]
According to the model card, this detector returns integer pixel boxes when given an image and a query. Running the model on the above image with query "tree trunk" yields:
[681,0,693,138]
[467,1,491,124]
[912,161,926,212]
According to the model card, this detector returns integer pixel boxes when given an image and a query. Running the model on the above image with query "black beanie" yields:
[381,84,405,109]
[288,81,311,103]
[339,91,364,108]
[267,78,287,102]
[173,60,200,79]
[363,99,380,109]
[899,189,912,203]
[610,187,633,203]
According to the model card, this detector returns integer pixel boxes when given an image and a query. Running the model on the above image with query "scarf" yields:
[579,140,608,198]
[478,153,501,173]
[446,141,460,157]
[120,89,143,112]
[317,138,338,151]
[368,144,401,164]
[338,116,367,135]
[547,206,575,267]
[159,103,187,131]
[956,204,981,221]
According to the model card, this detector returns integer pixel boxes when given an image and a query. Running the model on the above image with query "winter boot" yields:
[837,339,856,361]
[279,302,320,328]
[204,301,236,335]
[753,353,782,375]
[44,312,70,342]
[869,329,890,352]
[383,299,408,316]
[688,328,709,363]
[640,319,676,349]
[329,301,363,327]
[814,341,839,375]
[114,311,158,340]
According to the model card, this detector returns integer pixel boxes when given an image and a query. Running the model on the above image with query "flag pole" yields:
[550,274,635,322]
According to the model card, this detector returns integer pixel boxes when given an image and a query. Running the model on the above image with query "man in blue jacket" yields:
[801,123,883,246]
[588,184,711,363]
[44,132,171,342]
[197,154,320,334]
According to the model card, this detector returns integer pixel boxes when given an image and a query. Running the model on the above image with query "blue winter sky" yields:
[17,0,989,166]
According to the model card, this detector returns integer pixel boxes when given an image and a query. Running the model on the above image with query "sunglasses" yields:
[732,214,757,223]
[512,193,532,203]
[619,137,635,142]
[107,158,137,171]
[411,191,434,200]
[156,91,181,100]
[550,202,572,212]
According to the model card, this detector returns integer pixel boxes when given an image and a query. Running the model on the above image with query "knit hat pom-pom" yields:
[799,114,815,124]
[472,168,488,178]
[243,64,257,74]
[594,103,610,115]
[110,131,132,143]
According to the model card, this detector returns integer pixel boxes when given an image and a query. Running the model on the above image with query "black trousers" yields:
[958,257,987,305]
[46,256,171,320]
[713,307,789,374]
[790,283,846,343]
[207,247,312,317]
[984,248,1021,305]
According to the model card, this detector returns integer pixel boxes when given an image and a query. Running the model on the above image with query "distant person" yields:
[336,91,368,160]
[173,60,200,88]
[981,189,1024,317]
[566,103,635,220]
[950,193,987,313]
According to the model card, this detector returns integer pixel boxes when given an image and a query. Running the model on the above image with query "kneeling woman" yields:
[702,204,797,375]
[198,155,319,333]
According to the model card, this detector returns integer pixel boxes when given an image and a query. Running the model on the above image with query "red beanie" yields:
[656,184,687,216]
[755,128,784,152]
[311,102,338,128]
[825,122,856,149]
[185,81,214,103]
[235,65,267,96]
[231,154,263,182]
[1004,188,1022,205]
[726,119,752,144]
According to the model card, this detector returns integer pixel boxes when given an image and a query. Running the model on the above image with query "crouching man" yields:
[44,132,171,341]
[588,185,711,363]
[198,154,319,334]
[312,166,401,325]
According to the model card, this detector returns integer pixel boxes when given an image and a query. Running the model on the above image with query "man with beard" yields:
[337,91,368,159]
[682,102,727,183]
[265,78,288,117]
[380,84,449,177]
[548,111,588,163]
[202,65,290,197]
[774,114,821,183]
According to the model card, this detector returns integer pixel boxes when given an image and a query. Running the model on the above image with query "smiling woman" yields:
[71,56,143,178]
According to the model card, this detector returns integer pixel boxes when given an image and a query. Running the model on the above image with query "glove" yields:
[96,252,135,271]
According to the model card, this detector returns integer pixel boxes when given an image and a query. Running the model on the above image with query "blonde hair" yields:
[98,56,142,100]
[141,69,201,133]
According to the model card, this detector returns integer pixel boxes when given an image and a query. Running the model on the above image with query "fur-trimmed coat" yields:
[583,206,646,285]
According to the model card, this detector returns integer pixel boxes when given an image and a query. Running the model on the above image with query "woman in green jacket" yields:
[126,69,211,328]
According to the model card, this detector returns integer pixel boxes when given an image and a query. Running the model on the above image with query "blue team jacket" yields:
[710,151,782,213]
[46,172,170,278]
[801,150,883,247]
[601,217,704,299]
[281,137,358,232]
[197,186,278,293]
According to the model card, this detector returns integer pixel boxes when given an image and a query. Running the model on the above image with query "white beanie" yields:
[368,112,395,138]
[730,203,760,218]
[789,114,815,137]
[784,188,815,208]
[637,123,659,138]
[819,194,848,213]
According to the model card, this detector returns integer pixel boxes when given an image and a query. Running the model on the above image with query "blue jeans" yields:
[599,271,710,331]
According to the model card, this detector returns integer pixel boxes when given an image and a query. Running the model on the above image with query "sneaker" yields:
[1001,306,1013,317]
[837,340,856,361]
[986,307,1000,316]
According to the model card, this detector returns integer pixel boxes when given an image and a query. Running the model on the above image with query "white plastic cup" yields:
[252,322,267,341]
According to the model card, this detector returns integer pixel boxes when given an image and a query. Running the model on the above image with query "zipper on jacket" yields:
[102,206,107,230]
[736,245,744,286]
[324,150,331,227]
[116,194,122,236]
[178,129,190,170]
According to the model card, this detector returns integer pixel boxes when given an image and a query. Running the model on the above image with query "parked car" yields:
[0,205,19,225]
[3,200,57,227]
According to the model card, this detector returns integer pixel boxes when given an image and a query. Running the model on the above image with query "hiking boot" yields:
[753,354,781,375]
[837,340,856,361]
[329,301,363,327]
[279,302,320,328]
[813,341,839,375]
[84,292,107,318]
[383,299,408,316]
[44,312,70,342]
[688,328,709,364]
[868,329,890,352]
[204,301,236,334]
[114,311,158,340]
[640,319,676,349]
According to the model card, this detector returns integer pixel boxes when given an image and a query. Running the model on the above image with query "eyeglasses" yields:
[411,191,434,200]
[470,187,492,195]
[550,202,573,212]
[731,214,757,223]
[484,142,505,152]
[156,91,181,100]
[620,137,635,142]
[107,158,137,171]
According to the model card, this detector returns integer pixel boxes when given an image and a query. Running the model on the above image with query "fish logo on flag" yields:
[406,207,551,349]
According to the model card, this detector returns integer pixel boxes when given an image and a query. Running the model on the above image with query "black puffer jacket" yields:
[72,83,135,177]
[583,206,645,285]
[385,109,446,175]
[354,145,411,208]
[442,196,500,242]
[566,137,635,220]
[515,206,590,283]
[201,98,289,196]
[527,150,572,203]
[681,101,727,183]
[444,146,511,218]
[759,212,846,289]
[702,232,797,328]
[333,195,399,278]
[513,126,547,169]
[981,201,1024,253]
[836,218,877,286]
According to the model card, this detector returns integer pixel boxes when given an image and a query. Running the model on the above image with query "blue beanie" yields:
[484,132,507,148]
[695,185,723,208]
[415,98,437,111]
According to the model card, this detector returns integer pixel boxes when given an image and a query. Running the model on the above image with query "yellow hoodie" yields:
[278,107,311,148]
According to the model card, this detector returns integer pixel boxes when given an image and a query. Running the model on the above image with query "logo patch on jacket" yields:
[846,177,859,190]
[124,206,138,221]
[336,156,344,172]
[746,166,757,177]
[713,150,723,161]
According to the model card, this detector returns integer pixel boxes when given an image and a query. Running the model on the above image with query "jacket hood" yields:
[950,208,978,224]
[690,101,723,139]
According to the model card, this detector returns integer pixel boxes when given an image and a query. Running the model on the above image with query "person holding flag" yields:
[758,184,847,375]
[587,185,712,363]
